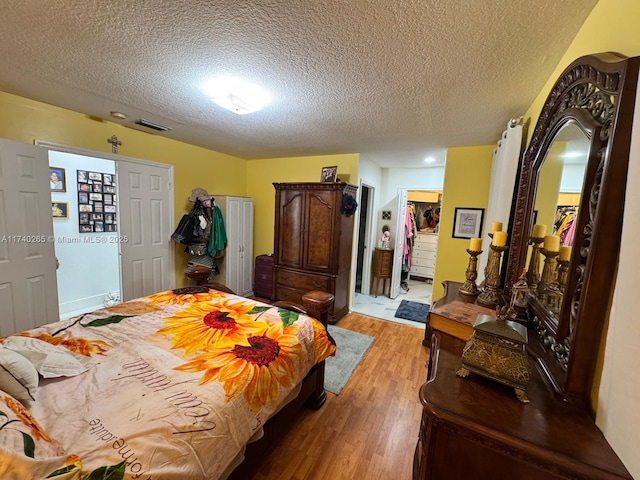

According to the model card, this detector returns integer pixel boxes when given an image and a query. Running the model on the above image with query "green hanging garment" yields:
[208,205,228,257]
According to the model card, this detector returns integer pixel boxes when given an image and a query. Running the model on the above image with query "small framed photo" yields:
[320,165,338,183]
[452,207,485,239]
[88,171,102,181]
[94,222,104,232]
[50,167,66,192]
[52,202,68,218]
[94,202,103,213]
[104,185,116,194]
[103,174,113,185]
[79,183,91,192]
[103,193,113,205]
[78,192,89,204]
[93,183,103,193]
[91,213,103,222]
[79,212,90,224]
[80,224,93,233]
[105,205,117,213]
[89,192,102,201]
[77,170,88,183]
[79,204,93,212]
[105,223,117,232]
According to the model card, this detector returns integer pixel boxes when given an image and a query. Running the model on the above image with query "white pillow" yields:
[1,336,90,378]
[0,345,39,401]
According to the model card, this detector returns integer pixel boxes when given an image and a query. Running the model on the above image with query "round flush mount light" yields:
[110,111,127,120]
[424,157,436,163]
[202,77,272,115]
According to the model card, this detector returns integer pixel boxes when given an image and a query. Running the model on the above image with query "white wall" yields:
[49,151,120,318]
[596,77,640,478]
[380,166,445,205]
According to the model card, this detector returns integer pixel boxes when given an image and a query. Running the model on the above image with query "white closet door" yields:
[118,160,174,300]
[0,138,59,334]
[239,198,254,296]
[226,197,241,295]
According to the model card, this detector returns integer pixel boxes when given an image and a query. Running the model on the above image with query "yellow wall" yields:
[246,154,359,257]
[520,0,640,415]
[0,90,248,287]
[524,0,640,134]
[432,145,494,300]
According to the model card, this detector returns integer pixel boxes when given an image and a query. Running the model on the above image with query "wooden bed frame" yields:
[199,286,334,479]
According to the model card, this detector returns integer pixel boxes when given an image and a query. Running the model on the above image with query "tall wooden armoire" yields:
[273,182,357,323]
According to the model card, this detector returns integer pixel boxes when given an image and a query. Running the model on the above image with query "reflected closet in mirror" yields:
[505,53,640,404]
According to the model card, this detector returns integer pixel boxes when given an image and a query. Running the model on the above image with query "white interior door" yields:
[391,188,408,298]
[118,159,174,300]
[240,198,254,296]
[0,138,59,335]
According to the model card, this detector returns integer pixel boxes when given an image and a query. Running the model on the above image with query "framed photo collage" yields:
[77,170,117,233]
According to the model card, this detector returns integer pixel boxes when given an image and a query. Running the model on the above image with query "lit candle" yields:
[560,245,572,261]
[469,237,482,251]
[492,231,507,247]
[543,235,560,252]
[532,224,547,238]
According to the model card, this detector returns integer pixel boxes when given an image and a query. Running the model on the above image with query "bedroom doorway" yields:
[355,184,372,294]
[37,141,176,314]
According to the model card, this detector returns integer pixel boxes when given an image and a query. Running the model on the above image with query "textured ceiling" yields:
[0,1,597,167]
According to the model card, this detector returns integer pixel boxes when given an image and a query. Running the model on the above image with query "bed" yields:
[0,285,336,480]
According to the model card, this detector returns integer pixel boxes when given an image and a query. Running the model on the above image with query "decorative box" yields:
[457,314,530,403]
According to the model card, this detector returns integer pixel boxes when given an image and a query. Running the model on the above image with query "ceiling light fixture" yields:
[202,77,271,115]
[110,111,127,120]
[424,157,436,163]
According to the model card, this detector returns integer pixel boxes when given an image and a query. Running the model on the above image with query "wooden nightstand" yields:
[370,247,393,297]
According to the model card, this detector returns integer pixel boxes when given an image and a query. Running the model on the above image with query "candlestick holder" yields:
[557,259,570,291]
[478,232,494,292]
[477,244,508,308]
[459,249,482,298]
[526,236,544,290]
[537,247,559,299]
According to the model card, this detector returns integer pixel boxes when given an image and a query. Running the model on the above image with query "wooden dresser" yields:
[272,182,356,323]
[370,247,393,297]
[410,232,438,280]
[416,282,632,479]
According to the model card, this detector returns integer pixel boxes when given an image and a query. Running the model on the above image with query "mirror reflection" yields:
[530,121,589,313]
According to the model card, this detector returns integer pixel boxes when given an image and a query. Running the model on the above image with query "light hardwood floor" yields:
[248,312,430,480]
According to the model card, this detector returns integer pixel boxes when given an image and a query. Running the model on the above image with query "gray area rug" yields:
[324,325,375,395]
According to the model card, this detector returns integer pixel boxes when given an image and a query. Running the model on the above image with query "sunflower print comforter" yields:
[0,287,336,479]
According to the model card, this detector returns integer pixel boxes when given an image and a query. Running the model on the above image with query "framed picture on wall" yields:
[50,167,66,192]
[320,165,337,182]
[452,207,484,239]
[52,202,68,218]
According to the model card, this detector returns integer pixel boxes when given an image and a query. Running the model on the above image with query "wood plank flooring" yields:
[247,312,430,480]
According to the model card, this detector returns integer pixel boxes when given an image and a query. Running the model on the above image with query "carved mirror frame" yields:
[505,53,640,403]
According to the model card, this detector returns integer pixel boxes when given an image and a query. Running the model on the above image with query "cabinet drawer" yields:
[274,285,305,305]
[276,269,329,291]
[413,249,436,261]
[412,257,435,268]
[414,234,438,244]
[411,265,435,277]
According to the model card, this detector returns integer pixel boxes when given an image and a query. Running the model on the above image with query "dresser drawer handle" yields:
[313,281,324,287]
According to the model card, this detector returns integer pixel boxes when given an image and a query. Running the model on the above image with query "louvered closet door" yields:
[118,160,174,300]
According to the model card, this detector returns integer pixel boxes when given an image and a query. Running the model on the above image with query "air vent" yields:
[133,119,172,131]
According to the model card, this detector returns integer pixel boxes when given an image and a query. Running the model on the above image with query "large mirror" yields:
[504,53,640,404]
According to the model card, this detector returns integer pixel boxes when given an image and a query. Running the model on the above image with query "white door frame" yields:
[33,141,176,294]
[348,180,375,309]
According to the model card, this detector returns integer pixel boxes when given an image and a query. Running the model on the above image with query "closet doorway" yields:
[37,142,175,317]
[355,183,373,294]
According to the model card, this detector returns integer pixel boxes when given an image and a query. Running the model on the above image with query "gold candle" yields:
[532,224,547,238]
[490,221,503,234]
[492,231,508,247]
[469,237,482,251]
